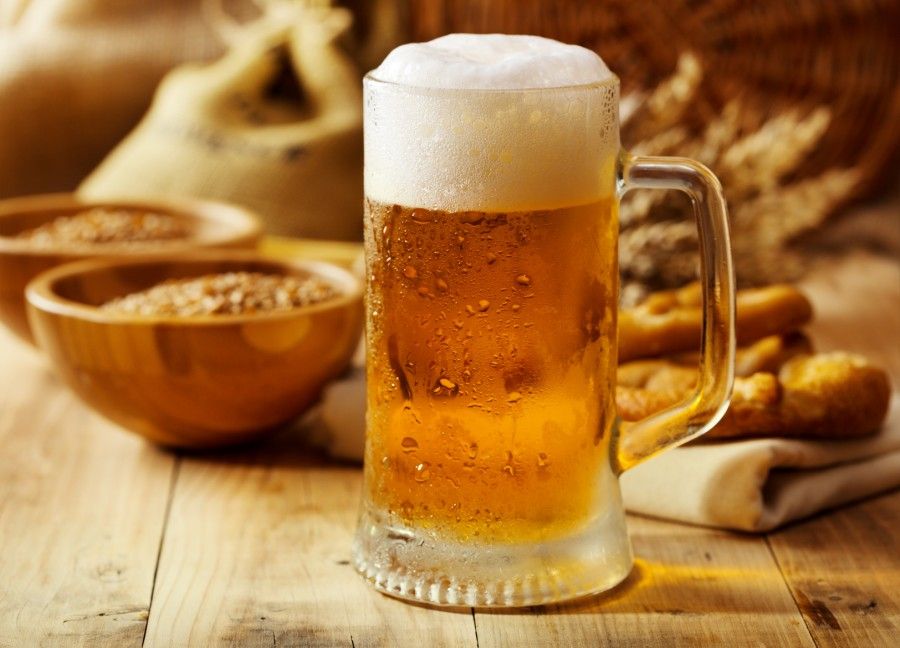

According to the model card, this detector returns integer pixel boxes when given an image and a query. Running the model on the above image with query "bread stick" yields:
[617,351,891,440]
[618,282,813,362]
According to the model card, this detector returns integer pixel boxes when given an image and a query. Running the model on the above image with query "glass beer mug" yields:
[353,35,735,607]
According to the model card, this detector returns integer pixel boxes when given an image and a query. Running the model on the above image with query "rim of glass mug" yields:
[364,70,620,93]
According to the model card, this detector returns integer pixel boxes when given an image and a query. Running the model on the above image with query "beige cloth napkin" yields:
[311,368,900,532]
[619,398,900,531]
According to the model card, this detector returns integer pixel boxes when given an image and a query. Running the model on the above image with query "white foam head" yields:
[365,34,620,211]
[371,34,613,90]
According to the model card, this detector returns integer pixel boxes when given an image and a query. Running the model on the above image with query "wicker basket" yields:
[406,0,900,203]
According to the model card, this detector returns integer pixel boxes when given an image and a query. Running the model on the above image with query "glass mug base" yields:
[352,489,633,608]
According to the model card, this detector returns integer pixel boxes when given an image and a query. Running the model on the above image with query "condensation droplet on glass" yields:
[403,265,418,279]
[401,437,419,452]
[503,451,515,476]
[537,452,549,468]
[516,274,532,286]
[507,391,522,403]
[414,462,431,482]
[478,299,490,312]
[467,442,478,459]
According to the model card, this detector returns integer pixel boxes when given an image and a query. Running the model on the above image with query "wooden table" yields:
[1,251,898,647]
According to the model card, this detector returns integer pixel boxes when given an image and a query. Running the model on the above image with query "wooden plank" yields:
[0,331,176,647]
[141,431,478,648]
[473,514,815,647]
[767,489,900,647]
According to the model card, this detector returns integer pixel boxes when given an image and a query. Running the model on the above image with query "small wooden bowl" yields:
[25,252,363,448]
[0,193,262,344]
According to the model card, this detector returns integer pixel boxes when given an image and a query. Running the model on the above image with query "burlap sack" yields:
[0,0,227,197]
[80,3,365,240]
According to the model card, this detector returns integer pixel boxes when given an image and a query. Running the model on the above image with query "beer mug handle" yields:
[613,152,736,473]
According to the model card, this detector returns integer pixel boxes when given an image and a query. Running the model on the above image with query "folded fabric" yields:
[309,367,899,532]
[619,398,900,531]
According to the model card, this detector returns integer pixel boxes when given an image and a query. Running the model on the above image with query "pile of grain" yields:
[17,208,189,247]
[100,272,338,317]
[618,52,862,305]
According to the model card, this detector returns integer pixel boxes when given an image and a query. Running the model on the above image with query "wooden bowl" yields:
[0,193,262,344]
[25,252,363,448]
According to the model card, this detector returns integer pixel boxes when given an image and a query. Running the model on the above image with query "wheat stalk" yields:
[619,51,860,301]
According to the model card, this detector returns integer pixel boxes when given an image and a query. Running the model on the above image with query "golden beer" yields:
[363,199,618,542]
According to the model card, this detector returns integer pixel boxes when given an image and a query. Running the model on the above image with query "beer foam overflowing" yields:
[365,34,619,212]
[371,34,613,90]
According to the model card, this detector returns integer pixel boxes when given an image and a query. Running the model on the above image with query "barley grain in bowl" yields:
[0,193,262,344]
[15,207,191,247]
[100,272,339,316]
[25,252,363,448]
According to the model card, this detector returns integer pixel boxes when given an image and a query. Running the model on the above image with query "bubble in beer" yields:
[467,442,479,460]
[436,278,448,291]
[537,452,550,468]
[403,265,418,279]
[503,451,515,477]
